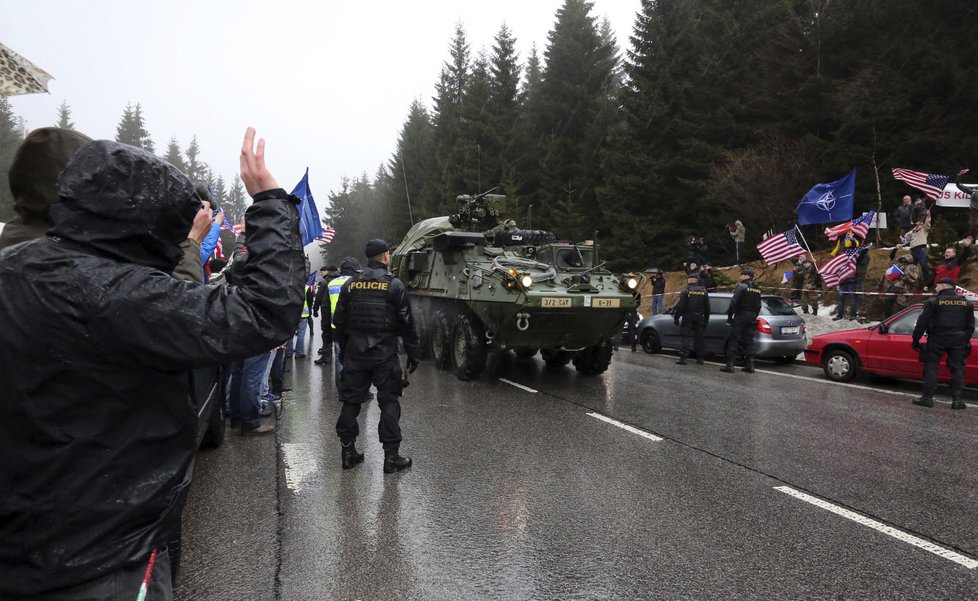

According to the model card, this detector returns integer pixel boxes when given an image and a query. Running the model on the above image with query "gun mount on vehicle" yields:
[391,192,638,381]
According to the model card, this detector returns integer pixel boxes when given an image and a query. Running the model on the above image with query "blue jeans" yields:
[295,317,310,357]
[838,280,859,318]
[651,294,664,315]
[910,246,929,284]
[235,352,272,432]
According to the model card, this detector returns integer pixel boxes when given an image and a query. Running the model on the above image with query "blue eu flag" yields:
[796,169,856,225]
[291,168,323,246]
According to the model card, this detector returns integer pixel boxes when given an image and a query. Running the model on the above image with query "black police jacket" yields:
[729,280,762,319]
[913,289,976,343]
[334,261,420,362]
[0,141,306,594]
[675,285,710,321]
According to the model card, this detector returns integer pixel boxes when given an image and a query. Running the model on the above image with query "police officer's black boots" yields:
[950,396,967,410]
[912,396,934,408]
[742,357,755,373]
[341,442,364,469]
[676,355,687,365]
[720,359,735,373]
[383,448,412,473]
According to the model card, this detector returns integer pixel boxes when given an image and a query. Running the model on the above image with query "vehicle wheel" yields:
[413,307,430,359]
[822,348,858,382]
[429,310,451,370]
[541,348,572,367]
[514,347,538,359]
[451,313,488,381]
[639,329,660,354]
[573,339,614,375]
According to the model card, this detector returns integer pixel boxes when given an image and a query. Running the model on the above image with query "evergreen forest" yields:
[2,0,977,272]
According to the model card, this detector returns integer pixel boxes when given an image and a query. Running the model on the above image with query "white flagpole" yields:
[794,224,818,269]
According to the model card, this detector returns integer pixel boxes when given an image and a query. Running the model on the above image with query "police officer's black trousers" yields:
[680,316,706,360]
[336,355,403,449]
[922,339,969,398]
[727,313,759,363]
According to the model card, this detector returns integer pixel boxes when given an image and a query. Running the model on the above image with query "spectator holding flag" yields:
[879,252,919,317]
[901,216,931,287]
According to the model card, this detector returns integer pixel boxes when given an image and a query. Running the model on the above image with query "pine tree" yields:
[184,136,206,183]
[114,102,154,152]
[430,22,472,214]
[164,137,187,172]
[485,24,522,199]
[226,176,248,224]
[213,175,227,213]
[0,97,22,221]
[55,100,74,130]
[525,0,618,241]
[384,99,434,233]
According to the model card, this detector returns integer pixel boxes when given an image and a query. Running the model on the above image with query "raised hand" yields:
[239,127,280,197]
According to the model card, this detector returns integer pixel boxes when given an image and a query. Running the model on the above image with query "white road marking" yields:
[499,378,537,393]
[774,486,978,569]
[587,412,663,442]
[282,443,320,494]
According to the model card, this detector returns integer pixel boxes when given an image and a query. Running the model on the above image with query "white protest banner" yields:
[935,183,977,208]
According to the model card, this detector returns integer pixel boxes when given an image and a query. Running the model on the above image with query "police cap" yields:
[365,238,390,258]
[740,268,755,277]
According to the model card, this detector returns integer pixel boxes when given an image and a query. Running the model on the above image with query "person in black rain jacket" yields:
[912,278,975,410]
[673,274,711,365]
[333,239,421,474]
[0,129,305,599]
[721,268,762,374]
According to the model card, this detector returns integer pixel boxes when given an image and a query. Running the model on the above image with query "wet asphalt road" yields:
[175,338,978,600]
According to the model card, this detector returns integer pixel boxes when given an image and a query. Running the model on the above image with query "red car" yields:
[804,302,978,383]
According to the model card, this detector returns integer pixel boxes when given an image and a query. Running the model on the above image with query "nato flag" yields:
[291,168,323,246]
[796,168,856,225]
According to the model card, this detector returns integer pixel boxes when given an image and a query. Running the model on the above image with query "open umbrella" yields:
[0,42,53,96]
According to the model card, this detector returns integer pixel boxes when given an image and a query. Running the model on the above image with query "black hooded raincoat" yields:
[0,140,305,594]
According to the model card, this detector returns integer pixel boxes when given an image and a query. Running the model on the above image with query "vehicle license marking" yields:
[781,326,800,335]
[541,297,572,308]
[774,486,978,569]
[593,298,621,308]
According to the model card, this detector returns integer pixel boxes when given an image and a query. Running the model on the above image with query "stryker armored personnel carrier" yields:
[391,192,638,381]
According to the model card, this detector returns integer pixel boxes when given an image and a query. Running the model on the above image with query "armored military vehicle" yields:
[391,192,638,381]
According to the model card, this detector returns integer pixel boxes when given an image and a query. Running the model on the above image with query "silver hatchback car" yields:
[635,292,807,363]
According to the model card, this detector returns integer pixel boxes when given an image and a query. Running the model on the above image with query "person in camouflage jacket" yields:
[880,253,921,317]
[795,257,823,315]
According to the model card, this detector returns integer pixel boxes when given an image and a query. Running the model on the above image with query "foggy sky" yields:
[2,0,639,209]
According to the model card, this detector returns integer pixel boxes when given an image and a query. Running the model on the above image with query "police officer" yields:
[333,239,421,472]
[721,268,762,373]
[911,278,974,410]
[312,264,338,365]
[674,274,710,365]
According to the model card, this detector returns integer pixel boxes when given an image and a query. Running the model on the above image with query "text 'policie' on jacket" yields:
[0,141,306,595]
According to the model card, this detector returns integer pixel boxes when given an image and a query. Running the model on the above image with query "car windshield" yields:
[761,297,797,316]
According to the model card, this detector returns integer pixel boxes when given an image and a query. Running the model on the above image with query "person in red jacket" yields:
[932,236,973,287]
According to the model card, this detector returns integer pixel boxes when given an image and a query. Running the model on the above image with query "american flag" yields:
[757,228,806,266]
[819,246,863,288]
[316,226,336,244]
[824,210,875,241]
[891,168,950,200]
[231,223,244,235]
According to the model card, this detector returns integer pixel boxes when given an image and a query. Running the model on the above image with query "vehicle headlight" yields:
[520,274,534,289]
[626,277,638,290]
